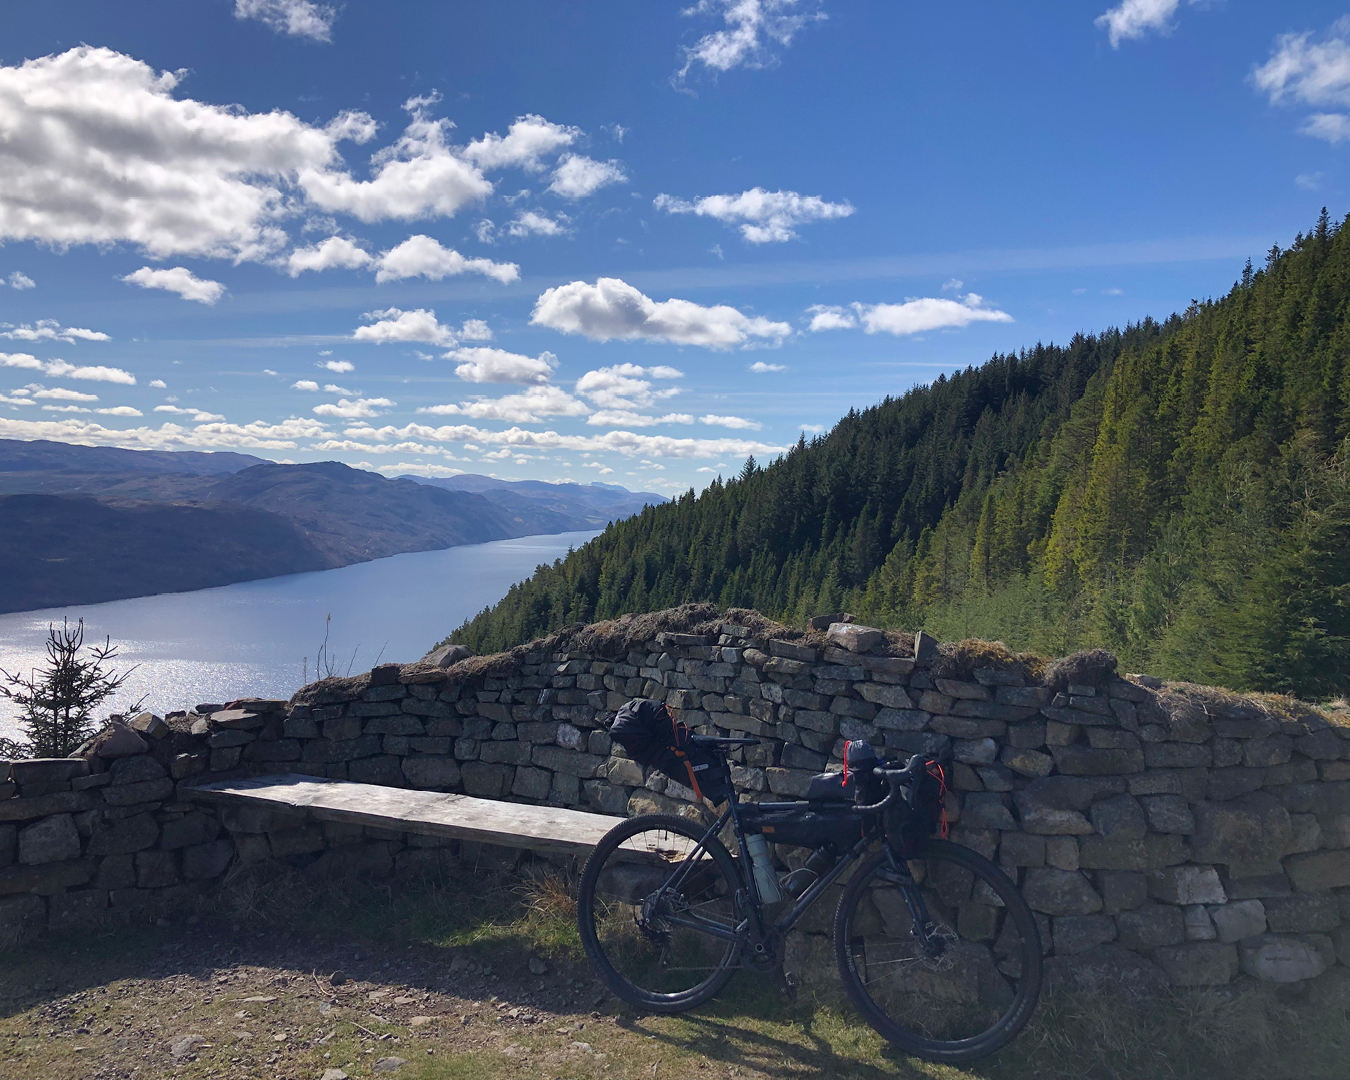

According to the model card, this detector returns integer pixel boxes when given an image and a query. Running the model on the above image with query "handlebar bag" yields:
[609,697,732,803]
[803,740,884,805]
[885,755,950,853]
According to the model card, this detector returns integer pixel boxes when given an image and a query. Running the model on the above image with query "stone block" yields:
[87,812,158,856]
[461,761,511,798]
[1099,870,1148,913]
[1190,793,1292,865]
[96,722,148,758]
[954,738,998,765]
[1207,768,1265,802]
[268,825,325,857]
[18,814,81,865]
[1045,836,1080,872]
[1141,795,1194,834]
[1023,867,1103,915]
[1042,944,1169,1001]
[0,790,96,823]
[961,793,1016,831]
[159,812,220,850]
[0,856,94,896]
[1078,836,1147,871]
[1264,893,1341,933]
[1002,747,1054,777]
[11,759,90,787]
[1286,850,1350,891]
[1051,746,1145,775]
[1245,736,1293,768]
[365,714,425,736]
[1090,794,1147,841]
[182,839,233,880]
[1053,914,1117,954]
[102,778,174,806]
[1143,743,1213,769]
[134,849,178,888]
[1185,904,1217,940]
[857,683,913,708]
[207,728,254,749]
[1154,942,1238,986]
[169,754,206,780]
[1209,898,1265,943]
[999,833,1045,868]
[977,764,1016,791]
[583,780,629,814]
[1149,866,1226,905]
[1240,934,1328,982]
[108,756,166,785]
[210,708,266,730]
[935,679,990,701]
[530,745,604,778]
[512,767,552,800]
[930,717,1005,739]
[1117,904,1185,949]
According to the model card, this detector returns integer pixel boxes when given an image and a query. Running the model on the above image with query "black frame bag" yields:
[609,698,732,803]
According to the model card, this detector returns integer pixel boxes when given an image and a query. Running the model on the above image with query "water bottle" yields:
[780,846,839,898]
[745,833,784,903]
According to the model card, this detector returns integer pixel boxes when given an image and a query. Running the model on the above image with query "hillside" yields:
[411,473,664,529]
[447,212,1350,700]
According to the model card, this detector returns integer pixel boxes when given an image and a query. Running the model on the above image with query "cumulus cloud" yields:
[32,387,98,402]
[4,272,34,289]
[344,419,788,460]
[0,415,328,451]
[1,320,110,343]
[548,155,627,199]
[323,383,355,395]
[0,392,35,407]
[507,211,570,238]
[373,234,518,282]
[0,49,584,262]
[1251,19,1350,142]
[154,405,226,422]
[749,361,786,372]
[677,0,826,81]
[353,307,457,346]
[292,379,320,391]
[700,413,761,430]
[459,319,493,341]
[0,352,136,384]
[149,379,167,388]
[235,0,337,42]
[96,406,143,417]
[449,347,558,385]
[575,363,683,410]
[122,266,226,304]
[418,385,590,423]
[808,294,1013,336]
[286,236,373,275]
[587,410,694,428]
[532,277,791,349]
[1094,0,1190,48]
[313,397,394,419]
[42,405,91,413]
[323,359,354,373]
[654,187,852,243]
[462,115,578,171]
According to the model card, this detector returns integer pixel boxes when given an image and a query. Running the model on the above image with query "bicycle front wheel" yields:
[578,813,743,1013]
[834,839,1042,1063]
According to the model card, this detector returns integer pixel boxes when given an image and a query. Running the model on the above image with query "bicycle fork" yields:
[876,852,948,959]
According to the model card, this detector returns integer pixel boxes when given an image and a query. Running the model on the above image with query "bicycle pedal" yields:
[776,970,798,1003]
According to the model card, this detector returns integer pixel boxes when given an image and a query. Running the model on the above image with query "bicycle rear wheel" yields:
[834,839,1042,1063]
[578,813,743,1013]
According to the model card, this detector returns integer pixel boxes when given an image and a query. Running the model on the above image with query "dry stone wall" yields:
[3,604,1350,996]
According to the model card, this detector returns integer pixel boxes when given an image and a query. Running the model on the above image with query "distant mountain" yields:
[409,473,665,529]
[0,443,660,612]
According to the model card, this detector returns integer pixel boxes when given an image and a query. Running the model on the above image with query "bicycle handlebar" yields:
[850,754,927,814]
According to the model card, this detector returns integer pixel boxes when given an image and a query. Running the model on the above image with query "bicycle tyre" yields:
[578,813,743,1013]
[834,839,1042,1063]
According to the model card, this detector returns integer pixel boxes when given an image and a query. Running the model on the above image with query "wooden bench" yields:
[185,773,628,858]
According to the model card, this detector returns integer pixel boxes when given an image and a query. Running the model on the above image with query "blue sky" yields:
[0,1,1346,494]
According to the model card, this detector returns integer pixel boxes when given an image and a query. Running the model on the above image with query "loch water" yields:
[0,530,599,742]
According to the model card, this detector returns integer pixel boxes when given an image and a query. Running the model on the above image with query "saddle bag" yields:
[609,697,732,803]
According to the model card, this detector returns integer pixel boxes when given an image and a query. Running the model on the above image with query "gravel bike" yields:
[577,737,1043,1064]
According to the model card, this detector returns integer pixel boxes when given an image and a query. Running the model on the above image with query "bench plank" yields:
[185,773,625,856]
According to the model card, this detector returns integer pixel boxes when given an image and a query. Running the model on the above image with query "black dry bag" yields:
[609,697,732,803]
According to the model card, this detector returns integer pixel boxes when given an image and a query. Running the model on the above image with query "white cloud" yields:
[375,462,467,478]
[374,234,518,282]
[96,406,143,417]
[654,187,852,243]
[0,415,328,451]
[0,393,35,406]
[800,423,825,433]
[1253,20,1350,109]
[677,0,827,81]
[507,211,570,238]
[473,219,496,244]
[548,155,627,199]
[4,272,34,289]
[808,295,1013,336]
[1302,114,1350,143]
[588,410,694,428]
[942,278,964,291]
[292,379,320,390]
[532,277,791,348]
[323,359,355,373]
[749,361,786,373]
[32,387,98,402]
[459,319,493,341]
[418,385,590,423]
[313,397,394,419]
[462,115,578,171]
[322,383,355,395]
[449,347,557,385]
[0,352,136,384]
[42,405,91,413]
[149,379,167,388]
[700,413,761,430]
[575,363,684,412]
[154,404,225,422]
[1094,0,1189,48]
[0,50,587,262]
[805,304,857,331]
[286,236,373,276]
[342,419,789,460]
[235,0,337,43]
[1,320,110,343]
[122,266,226,304]
[354,307,457,346]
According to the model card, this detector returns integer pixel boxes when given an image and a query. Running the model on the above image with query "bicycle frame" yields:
[643,782,938,962]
